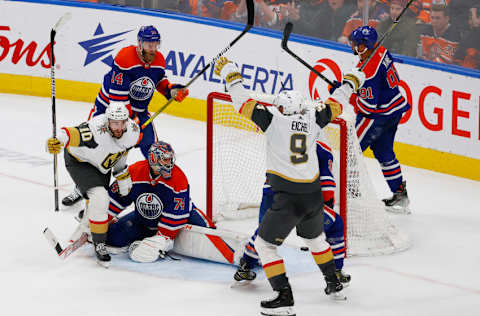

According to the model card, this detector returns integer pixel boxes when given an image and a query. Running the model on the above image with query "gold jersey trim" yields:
[326,99,342,121]
[239,99,257,120]
[65,127,81,147]
[267,169,320,183]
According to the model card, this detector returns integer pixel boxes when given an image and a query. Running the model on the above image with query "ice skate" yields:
[260,286,295,316]
[383,181,411,214]
[94,242,111,268]
[324,275,347,301]
[62,187,83,206]
[336,269,351,288]
[234,257,257,283]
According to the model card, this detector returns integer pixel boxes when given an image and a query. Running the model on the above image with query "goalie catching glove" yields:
[113,166,132,196]
[128,234,174,263]
[214,56,243,91]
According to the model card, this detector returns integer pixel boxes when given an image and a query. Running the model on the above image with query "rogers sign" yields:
[0,26,52,68]
[308,58,479,141]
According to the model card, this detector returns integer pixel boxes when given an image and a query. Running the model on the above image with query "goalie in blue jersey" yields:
[105,141,215,262]
[331,25,411,214]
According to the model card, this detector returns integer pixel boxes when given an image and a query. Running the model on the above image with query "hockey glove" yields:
[342,68,365,92]
[169,84,189,102]
[328,80,341,94]
[128,234,174,263]
[46,137,63,154]
[113,166,132,196]
[214,56,243,91]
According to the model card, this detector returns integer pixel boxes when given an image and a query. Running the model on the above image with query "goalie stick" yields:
[281,22,335,87]
[50,12,72,212]
[142,0,255,129]
[43,227,88,260]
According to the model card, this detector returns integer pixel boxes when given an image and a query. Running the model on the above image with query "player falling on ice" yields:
[103,141,215,262]
[233,140,351,287]
[215,56,365,315]
[63,25,189,207]
[330,25,411,214]
[46,102,140,267]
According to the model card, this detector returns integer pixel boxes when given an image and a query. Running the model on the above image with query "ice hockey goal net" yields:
[206,92,410,256]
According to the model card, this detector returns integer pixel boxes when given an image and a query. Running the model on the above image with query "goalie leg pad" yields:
[173,225,249,265]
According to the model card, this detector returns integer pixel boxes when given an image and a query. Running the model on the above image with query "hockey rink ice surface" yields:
[1,93,479,316]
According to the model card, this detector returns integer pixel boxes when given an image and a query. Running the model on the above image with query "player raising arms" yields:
[331,25,411,213]
[105,141,215,263]
[62,25,189,207]
[46,102,141,267]
[234,140,351,287]
[215,57,365,315]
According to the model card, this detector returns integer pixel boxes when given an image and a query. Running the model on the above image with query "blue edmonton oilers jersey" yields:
[94,46,170,115]
[108,160,191,239]
[354,46,410,119]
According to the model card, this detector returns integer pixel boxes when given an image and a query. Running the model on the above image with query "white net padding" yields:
[207,92,411,256]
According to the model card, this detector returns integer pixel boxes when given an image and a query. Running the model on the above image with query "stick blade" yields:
[246,0,254,26]
[282,22,294,49]
[52,12,72,32]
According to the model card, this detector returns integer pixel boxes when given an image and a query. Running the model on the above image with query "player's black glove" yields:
[328,80,341,94]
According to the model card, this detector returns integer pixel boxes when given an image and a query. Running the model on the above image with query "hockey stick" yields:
[141,0,254,129]
[359,0,414,71]
[43,227,88,260]
[281,22,335,87]
[50,12,72,212]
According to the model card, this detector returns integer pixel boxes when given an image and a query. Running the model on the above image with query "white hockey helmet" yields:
[106,101,129,121]
[273,90,306,115]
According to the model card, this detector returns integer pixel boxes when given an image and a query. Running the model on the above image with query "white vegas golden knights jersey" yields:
[59,114,140,174]
[228,85,325,193]
[264,106,321,184]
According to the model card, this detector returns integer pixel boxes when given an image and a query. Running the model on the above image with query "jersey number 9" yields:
[290,134,308,164]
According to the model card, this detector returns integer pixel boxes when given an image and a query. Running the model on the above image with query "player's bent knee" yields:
[301,233,330,253]
[86,186,109,222]
[254,236,281,264]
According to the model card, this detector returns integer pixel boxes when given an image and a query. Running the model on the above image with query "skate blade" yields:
[340,281,350,288]
[230,279,255,289]
[385,205,411,215]
[260,306,295,316]
[96,260,110,269]
[105,245,128,255]
[328,291,347,301]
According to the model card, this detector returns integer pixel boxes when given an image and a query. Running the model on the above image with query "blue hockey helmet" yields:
[349,26,378,50]
[148,141,175,179]
[137,25,161,46]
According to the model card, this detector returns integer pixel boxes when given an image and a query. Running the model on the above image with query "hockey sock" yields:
[380,159,403,193]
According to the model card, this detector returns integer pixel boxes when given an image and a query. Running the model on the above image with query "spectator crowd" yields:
[83,0,480,70]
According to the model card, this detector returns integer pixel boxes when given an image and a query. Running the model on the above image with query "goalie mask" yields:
[273,90,306,115]
[105,101,129,138]
[148,141,176,179]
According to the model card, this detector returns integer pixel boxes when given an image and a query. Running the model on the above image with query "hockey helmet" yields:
[148,141,176,179]
[349,26,378,50]
[273,90,306,115]
[137,25,161,48]
[106,101,129,121]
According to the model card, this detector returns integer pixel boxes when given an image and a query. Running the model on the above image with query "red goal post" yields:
[206,92,410,256]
